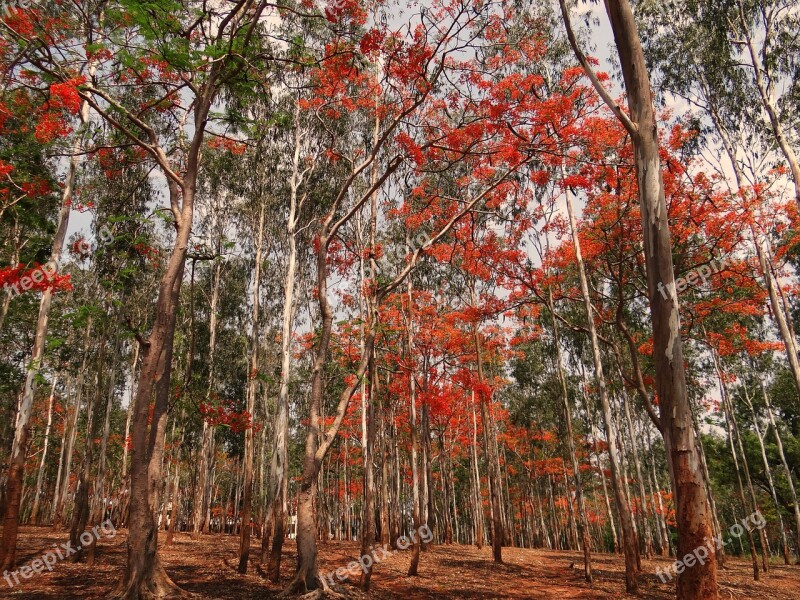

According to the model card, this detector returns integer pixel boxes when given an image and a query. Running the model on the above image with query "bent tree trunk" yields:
[286,212,376,592]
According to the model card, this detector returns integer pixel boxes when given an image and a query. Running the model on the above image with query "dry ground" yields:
[1,526,798,599]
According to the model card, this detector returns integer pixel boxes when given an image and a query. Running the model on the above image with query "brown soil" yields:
[1,526,798,599]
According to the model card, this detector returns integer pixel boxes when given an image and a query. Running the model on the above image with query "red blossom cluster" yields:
[0,263,73,295]
[132,243,162,269]
[198,400,255,433]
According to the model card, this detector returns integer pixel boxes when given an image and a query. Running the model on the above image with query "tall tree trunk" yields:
[762,383,800,560]
[30,376,57,525]
[343,437,351,541]
[743,382,790,564]
[50,376,74,526]
[470,391,485,550]
[122,342,140,482]
[379,406,391,546]
[471,292,503,563]
[559,1,720,595]
[166,263,197,549]
[0,133,79,571]
[286,234,375,593]
[87,332,122,565]
[422,398,434,546]
[268,102,306,581]
[360,348,378,589]
[563,175,638,591]
[391,408,402,547]
[709,343,768,574]
[112,179,196,598]
[439,433,454,545]
[550,288,592,580]
[578,364,619,554]
[53,323,92,529]
[721,385,760,580]
[691,406,724,567]
[194,253,222,538]
[238,203,266,574]
[360,108,382,589]
[621,388,655,559]
[645,429,670,557]
[407,277,422,577]
[612,398,640,565]
[562,462,579,551]
[70,336,105,563]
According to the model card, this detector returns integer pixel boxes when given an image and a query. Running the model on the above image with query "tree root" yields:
[279,571,348,599]
[108,569,196,600]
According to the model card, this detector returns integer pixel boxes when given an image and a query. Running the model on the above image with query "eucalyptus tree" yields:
[559,0,720,597]
[1,0,274,595]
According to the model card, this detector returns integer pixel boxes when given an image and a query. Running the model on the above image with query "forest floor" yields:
[2,526,799,599]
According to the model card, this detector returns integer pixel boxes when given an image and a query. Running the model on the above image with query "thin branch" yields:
[558,0,638,137]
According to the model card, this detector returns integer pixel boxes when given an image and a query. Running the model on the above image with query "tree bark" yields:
[563,175,638,591]
[720,382,760,580]
[50,376,74,526]
[194,252,221,538]
[559,0,720,595]
[111,176,196,599]
[621,388,655,559]
[762,383,800,561]
[267,105,304,581]
[70,333,105,562]
[743,382,790,564]
[238,202,266,574]
[122,342,140,483]
[29,376,57,525]
[470,391,485,550]
[53,323,92,529]
[550,290,592,581]
[407,277,422,577]
[0,133,79,572]
[472,315,503,563]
